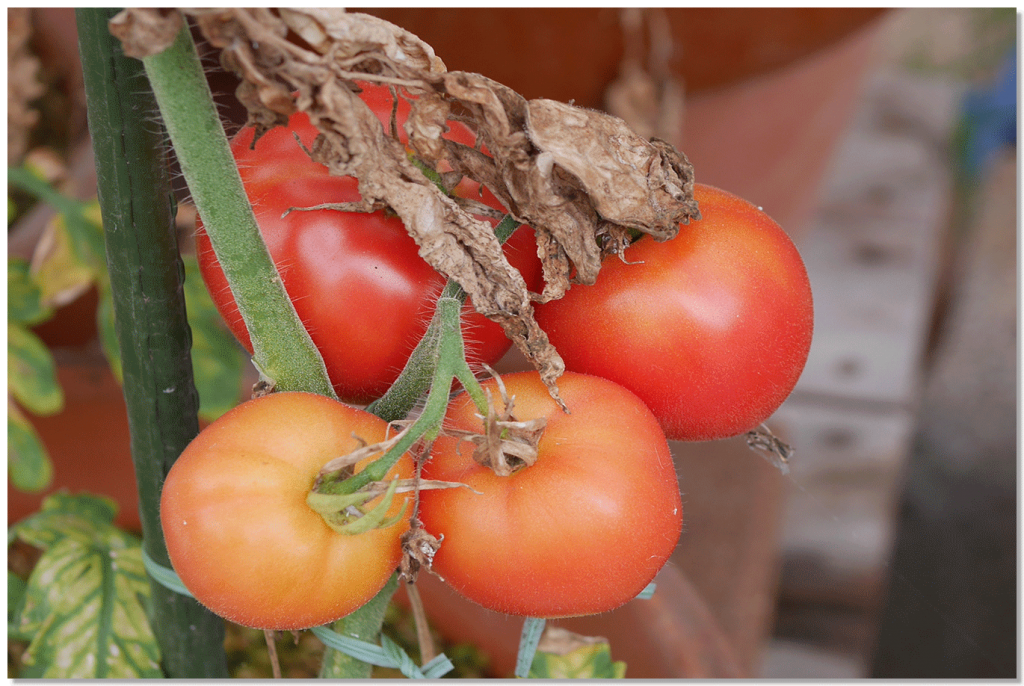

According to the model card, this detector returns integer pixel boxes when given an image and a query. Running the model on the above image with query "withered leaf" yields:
[108,8,183,59]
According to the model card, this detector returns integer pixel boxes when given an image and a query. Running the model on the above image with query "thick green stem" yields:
[76,8,228,677]
[138,19,335,398]
[319,574,399,678]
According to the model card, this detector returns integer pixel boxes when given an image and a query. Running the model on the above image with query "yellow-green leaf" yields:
[528,627,627,679]
[10,493,162,678]
[8,401,54,493]
[30,213,98,309]
[8,322,63,415]
[8,257,53,326]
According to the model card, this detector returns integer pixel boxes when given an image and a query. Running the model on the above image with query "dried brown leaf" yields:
[108,8,183,59]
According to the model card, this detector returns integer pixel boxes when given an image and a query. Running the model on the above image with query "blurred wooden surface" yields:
[870,149,1016,678]
[668,438,788,676]
[765,67,962,674]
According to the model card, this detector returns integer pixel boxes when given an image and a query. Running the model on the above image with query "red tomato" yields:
[417,371,683,618]
[196,83,542,404]
[160,392,414,630]
[534,183,813,441]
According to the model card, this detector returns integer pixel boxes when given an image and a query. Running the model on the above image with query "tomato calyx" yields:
[308,425,476,536]
[306,477,409,535]
[399,523,443,583]
[444,370,547,477]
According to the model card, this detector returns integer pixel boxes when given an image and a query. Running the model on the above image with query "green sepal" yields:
[309,478,408,535]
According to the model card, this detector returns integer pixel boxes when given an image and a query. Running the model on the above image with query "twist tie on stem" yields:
[140,547,453,678]
[515,617,547,678]
[637,582,657,600]
[311,626,454,679]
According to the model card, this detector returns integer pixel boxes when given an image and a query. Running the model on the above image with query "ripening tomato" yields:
[196,83,542,404]
[417,371,683,618]
[160,392,414,630]
[533,183,813,442]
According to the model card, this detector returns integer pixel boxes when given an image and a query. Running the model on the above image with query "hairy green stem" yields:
[138,19,335,398]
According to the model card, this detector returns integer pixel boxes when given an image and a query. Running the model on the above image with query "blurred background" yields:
[8,7,1017,679]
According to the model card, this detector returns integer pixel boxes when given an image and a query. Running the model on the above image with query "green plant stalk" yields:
[319,574,399,678]
[319,297,487,497]
[75,8,228,677]
[138,19,335,398]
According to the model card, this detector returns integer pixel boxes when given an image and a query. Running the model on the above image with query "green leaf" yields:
[10,493,162,678]
[181,255,245,420]
[8,257,53,325]
[8,401,54,493]
[8,322,63,416]
[9,571,30,639]
[528,627,627,679]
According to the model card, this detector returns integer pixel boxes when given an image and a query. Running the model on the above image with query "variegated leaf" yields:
[11,493,162,678]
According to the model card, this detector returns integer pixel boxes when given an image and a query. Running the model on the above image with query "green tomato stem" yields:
[319,297,470,496]
[139,20,335,399]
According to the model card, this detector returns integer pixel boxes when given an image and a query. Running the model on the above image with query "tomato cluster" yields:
[167,83,813,630]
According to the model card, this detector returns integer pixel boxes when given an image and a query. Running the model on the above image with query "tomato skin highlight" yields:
[195,84,542,404]
[534,183,814,441]
[417,372,683,618]
[160,392,413,630]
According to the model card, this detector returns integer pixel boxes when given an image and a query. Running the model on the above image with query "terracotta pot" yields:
[398,562,743,678]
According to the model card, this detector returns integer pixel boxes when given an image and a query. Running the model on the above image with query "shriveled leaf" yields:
[8,401,54,493]
[529,627,627,679]
[181,255,245,420]
[10,493,162,679]
[8,322,63,416]
[8,257,53,326]
[107,7,183,59]
[277,8,445,73]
